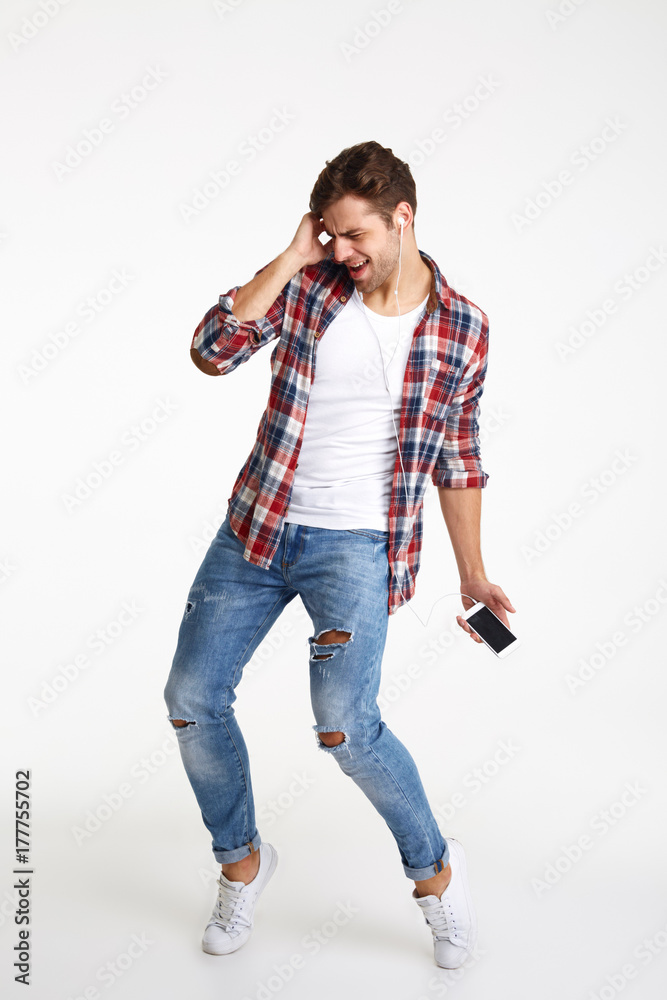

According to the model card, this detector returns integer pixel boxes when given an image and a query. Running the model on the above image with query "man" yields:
[164,141,515,968]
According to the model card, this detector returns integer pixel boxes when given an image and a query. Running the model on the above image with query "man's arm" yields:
[437,486,515,643]
[431,304,514,641]
[190,213,332,375]
[232,213,330,321]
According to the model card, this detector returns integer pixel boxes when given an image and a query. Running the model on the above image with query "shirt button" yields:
[340,295,347,302]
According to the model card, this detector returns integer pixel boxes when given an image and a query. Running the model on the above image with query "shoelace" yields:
[210,878,251,931]
[421,897,459,942]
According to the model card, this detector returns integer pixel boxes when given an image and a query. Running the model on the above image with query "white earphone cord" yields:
[358,220,473,629]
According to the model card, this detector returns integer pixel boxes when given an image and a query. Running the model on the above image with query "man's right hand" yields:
[287,212,333,267]
[230,213,333,324]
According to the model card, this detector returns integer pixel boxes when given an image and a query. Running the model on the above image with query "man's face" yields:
[321,194,400,294]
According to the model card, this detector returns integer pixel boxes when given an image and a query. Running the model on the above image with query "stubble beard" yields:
[358,230,400,294]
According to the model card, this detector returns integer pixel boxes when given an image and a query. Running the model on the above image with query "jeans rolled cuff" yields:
[402,841,449,881]
[212,833,262,865]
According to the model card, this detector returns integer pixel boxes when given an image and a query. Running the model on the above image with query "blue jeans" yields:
[164,515,448,880]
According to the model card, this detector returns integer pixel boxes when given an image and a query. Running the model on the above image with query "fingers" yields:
[307,212,327,238]
[456,583,516,645]
[310,213,325,234]
[492,586,516,615]
[306,214,332,255]
[483,587,516,629]
[489,604,511,629]
[456,615,483,643]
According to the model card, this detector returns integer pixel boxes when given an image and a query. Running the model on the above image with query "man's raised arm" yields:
[190,212,332,376]
[232,212,331,321]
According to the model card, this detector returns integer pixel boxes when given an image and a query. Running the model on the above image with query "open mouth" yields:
[348,259,369,278]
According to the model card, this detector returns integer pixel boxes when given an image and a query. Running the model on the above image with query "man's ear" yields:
[393,201,413,231]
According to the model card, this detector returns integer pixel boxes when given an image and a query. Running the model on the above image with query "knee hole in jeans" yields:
[311,628,352,660]
[318,730,346,747]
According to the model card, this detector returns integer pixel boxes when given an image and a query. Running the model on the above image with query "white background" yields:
[3,1,667,998]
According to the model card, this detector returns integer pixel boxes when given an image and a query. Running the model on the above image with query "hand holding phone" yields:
[462,602,520,658]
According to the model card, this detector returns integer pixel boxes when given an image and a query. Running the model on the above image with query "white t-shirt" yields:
[284,288,429,531]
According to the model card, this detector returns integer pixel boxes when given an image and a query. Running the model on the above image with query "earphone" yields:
[357,213,413,542]
[353,217,471,628]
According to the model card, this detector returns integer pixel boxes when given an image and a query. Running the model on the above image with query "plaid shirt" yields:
[191,250,489,615]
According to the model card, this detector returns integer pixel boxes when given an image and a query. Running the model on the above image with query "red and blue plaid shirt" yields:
[191,250,489,615]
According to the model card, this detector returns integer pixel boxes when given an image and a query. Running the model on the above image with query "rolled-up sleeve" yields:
[431,313,490,489]
[190,268,287,376]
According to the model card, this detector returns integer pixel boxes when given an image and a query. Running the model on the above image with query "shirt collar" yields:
[322,248,450,314]
[418,250,450,314]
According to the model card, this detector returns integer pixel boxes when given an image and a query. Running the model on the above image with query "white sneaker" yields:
[202,842,278,955]
[413,839,478,969]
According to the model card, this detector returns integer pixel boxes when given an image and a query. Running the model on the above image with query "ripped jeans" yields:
[164,514,448,881]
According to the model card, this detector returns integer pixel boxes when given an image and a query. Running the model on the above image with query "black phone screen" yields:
[467,606,517,653]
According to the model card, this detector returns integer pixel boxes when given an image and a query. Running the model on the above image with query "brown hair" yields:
[309,140,417,228]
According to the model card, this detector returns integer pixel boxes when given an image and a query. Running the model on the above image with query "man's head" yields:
[309,140,417,229]
[310,141,418,293]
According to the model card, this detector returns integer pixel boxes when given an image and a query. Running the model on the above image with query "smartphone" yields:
[462,602,520,658]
